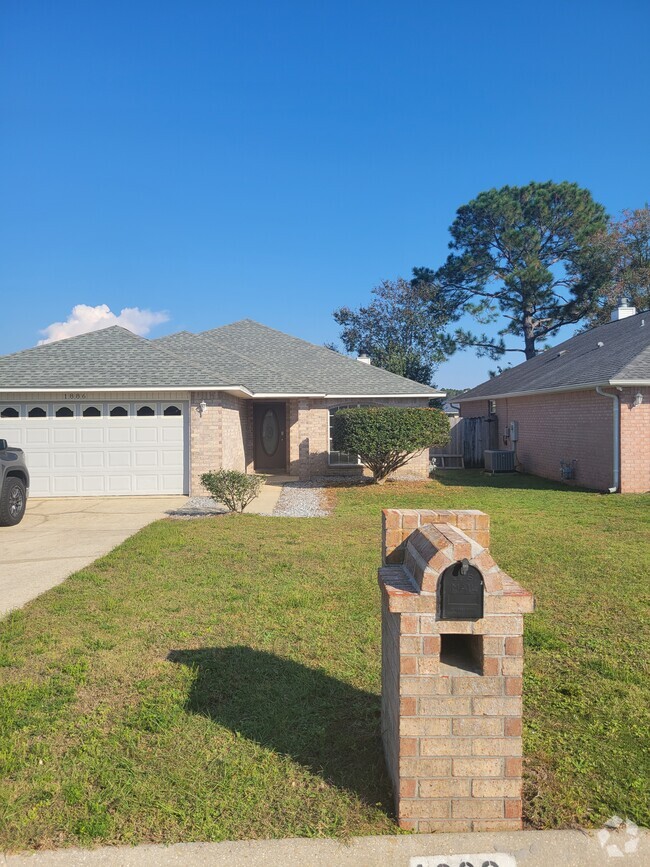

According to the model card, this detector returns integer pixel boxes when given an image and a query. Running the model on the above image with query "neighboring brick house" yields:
[458,303,650,493]
[0,319,441,497]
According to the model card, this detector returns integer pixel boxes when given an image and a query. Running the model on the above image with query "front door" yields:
[253,402,286,472]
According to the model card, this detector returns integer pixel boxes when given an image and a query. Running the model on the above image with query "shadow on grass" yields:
[432,468,592,493]
[167,645,390,808]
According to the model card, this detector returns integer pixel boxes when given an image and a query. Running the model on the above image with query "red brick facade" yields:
[620,386,650,494]
[189,392,431,494]
[460,386,649,494]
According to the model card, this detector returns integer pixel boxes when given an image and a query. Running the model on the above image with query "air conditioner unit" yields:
[484,449,516,473]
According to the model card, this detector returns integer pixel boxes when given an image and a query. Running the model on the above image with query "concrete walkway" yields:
[0,495,186,618]
[245,474,297,514]
[166,476,296,518]
[2,828,648,866]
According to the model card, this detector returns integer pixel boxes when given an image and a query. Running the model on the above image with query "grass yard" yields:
[0,470,648,849]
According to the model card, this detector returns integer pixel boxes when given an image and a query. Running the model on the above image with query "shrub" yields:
[331,406,449,483]
[200,469,267,513]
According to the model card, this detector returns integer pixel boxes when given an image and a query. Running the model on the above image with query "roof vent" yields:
[611,297,637,321]
[597,341,604,348]
[357,353,371,365]
[557,349,567,357]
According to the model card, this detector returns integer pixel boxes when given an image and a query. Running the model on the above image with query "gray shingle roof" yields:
[0,320,440,397]
[459,312,650,402]
[164,319,438,395]
[0,327,221,390]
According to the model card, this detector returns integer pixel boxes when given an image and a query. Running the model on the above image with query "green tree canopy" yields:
[333,278,457,384]
[414,181,610,360]
[584,206,650,326]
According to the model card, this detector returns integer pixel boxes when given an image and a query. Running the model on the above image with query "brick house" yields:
[0,319,441,497]
[458,303,650,493]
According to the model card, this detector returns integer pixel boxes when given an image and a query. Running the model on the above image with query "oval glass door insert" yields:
[261,409,279,456]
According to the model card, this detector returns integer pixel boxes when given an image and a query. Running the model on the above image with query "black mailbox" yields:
[440,559,484,620]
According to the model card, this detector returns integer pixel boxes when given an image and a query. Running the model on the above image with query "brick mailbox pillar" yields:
[379,508,534,832]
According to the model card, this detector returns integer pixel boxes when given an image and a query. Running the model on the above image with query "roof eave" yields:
[238,391,441,399]
[458,381,614,401]
[0,385,255,398]
[0,386,442,399]
[322,391,443,399]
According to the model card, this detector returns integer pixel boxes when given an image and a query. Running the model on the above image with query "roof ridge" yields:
[613,338,650,380]
[192,326,314,386]
[460,312,650,400]
[198,319,438,390]
[2,325,146,359]
[139,333,244,385]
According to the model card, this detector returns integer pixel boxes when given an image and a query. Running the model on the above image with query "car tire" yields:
[0,477,27,526]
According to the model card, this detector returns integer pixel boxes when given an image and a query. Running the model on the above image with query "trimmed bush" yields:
[200,469,267,513]
[332,406,449,483]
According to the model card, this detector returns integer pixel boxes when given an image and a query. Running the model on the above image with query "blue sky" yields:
[1,1,649,387]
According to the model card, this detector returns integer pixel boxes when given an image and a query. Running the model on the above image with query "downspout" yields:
[595,387,620,493]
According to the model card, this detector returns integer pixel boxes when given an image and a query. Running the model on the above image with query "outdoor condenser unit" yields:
[484,449,516,473]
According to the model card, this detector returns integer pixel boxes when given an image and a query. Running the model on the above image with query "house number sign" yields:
[63,393,89,400]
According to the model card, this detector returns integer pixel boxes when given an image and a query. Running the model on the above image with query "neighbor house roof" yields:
[0,319,441,397]
[459,311,650,402]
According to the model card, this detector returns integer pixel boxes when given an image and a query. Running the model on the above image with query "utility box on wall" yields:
[379,508,534,832]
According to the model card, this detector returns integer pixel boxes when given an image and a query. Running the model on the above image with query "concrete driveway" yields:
[0,496,186,618]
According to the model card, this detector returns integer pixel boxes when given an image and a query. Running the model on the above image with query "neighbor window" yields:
[110,405,128,417]
[82,406,101,417]
[28,407,47,418]
[0,407,19,418]
[328,405,362,466]
[163,404,182,416]
[55,407,74,418]
[137,405,155,416]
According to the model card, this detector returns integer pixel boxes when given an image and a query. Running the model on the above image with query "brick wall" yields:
[383,508,491,565]
[189,391,253,494]
[619,386,650,493]
[461,390,615,491]
[189,392,221,495]
[219,392,251,472]
[288,397,432,481]
[378,508,534,832]
[192,394,439,489]
[461,387,649,493]
[381,595,401,790]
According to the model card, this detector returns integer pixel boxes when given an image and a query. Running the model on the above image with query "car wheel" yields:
[0,477,27,526]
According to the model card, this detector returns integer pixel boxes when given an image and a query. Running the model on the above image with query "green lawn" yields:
[0,471,648,849]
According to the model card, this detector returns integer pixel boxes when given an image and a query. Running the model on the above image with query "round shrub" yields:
[201,469,267,513]
[331,406,449,483]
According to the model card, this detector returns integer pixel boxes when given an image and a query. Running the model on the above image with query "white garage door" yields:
[0,400,188,496]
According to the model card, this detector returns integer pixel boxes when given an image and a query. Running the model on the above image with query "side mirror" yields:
[0,440,7,451]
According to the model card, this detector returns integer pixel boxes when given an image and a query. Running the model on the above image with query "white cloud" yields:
[38,304,170,345]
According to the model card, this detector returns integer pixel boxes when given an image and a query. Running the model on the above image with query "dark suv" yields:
[0,439,30,526]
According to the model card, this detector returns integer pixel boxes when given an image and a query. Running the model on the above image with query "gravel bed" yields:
[272,480,330,517]
[168,480,334,520]
[167,496,227,519]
